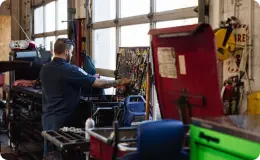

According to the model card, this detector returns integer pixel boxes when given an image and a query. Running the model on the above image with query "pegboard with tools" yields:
[115,47,150,96]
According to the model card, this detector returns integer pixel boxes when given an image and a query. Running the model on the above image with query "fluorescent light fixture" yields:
[0,0,5,6]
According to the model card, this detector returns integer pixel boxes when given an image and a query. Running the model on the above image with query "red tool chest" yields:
[149,23,223,123]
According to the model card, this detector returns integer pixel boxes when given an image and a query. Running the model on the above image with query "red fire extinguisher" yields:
[0,74,5,87]
[222,78,236,115]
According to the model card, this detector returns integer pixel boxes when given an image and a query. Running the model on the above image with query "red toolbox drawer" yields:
[88,127,137,160]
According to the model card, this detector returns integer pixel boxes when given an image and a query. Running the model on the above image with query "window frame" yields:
[91,0,198,76]
[91,0,200,120]
[32,0,68,48]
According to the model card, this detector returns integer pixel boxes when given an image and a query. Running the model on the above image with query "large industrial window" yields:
[120,24,150,47]
[156,18,198,29]
[33,0,68,50]
[156,0,198,12]
[92,0,199,119]
[120,0,150,18]
[93,27,116,70]
[93,0,116,22]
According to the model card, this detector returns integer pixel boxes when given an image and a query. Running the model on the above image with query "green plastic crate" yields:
[190,125,260,160]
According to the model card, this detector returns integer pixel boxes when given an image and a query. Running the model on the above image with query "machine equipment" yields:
[84,23,224,160]
[0,60,33,134]
[90,95,146,127]
[9,50,52,83]
[1,49,52,159]
[149,23,223,124]
[42,128,89,160]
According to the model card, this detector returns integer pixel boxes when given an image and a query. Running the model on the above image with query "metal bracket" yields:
[147,12,154,20]
[170,89,206,124]
[87,23,93,28]
[194,5,209,17]
[150,75,155,84]
[113,18,119,25]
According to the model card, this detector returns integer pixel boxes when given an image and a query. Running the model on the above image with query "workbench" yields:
[8,86,43,159]
[190,115,260,160]
[6,86,119,159]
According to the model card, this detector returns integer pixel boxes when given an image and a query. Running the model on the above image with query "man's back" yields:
[40,58,96,130]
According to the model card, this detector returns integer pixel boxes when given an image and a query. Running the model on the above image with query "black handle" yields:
[112,121,119,160]
[199,132,220,143]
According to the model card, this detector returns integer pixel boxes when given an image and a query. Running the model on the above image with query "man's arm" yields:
[92,78,130,88]
[65,66,131,89]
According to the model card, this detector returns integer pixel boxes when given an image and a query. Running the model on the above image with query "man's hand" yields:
[116,78,132,86]
[92,78,133,89]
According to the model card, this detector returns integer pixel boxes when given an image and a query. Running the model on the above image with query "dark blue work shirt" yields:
[40,58,96,131]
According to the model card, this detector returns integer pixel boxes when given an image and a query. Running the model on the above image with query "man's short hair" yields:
[54,38,74,55]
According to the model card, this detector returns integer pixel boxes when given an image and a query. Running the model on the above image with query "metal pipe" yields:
[86,0,90,56]
[76,19,82,66]
[145,63,151,120]
[198,0,205,23]
[67,0,73,40]
[116,0,120,53]
[248,0,253,79]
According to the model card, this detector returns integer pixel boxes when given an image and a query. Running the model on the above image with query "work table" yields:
[10,86,117,102]
[192,115,260,143]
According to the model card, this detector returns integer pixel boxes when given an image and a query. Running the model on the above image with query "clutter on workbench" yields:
[9,40,36,50]
[90,95,146,128]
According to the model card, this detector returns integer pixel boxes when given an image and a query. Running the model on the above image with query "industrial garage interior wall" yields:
[0,0,10,15]
[0,15,11,99]
[74,0,86,19]
[210,0,260,113]
[209,0,224,89]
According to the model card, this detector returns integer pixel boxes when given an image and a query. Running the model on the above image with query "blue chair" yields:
[121,120,189,160]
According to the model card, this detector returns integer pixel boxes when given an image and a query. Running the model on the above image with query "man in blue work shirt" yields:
[40,38,131,155]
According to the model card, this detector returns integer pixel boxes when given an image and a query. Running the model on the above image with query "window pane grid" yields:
[34,0,68,45]
[93,0,116,22]
[92,0,198,69]
[57,0,68,30]
[34,7,44,34]
[120,23,150,47]
[156,18,198,28]
[44,2,56,32]
[92,0,199,117]
[93,27,116,70]
[156,0,198,12]
[120,0,150,18]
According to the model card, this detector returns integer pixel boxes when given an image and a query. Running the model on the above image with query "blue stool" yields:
[121,120,189,160]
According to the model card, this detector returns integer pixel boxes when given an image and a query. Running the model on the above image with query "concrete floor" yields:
[0,133,11,156]
[0,133,9,147]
